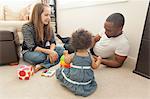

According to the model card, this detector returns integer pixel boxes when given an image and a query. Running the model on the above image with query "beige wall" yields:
[57,0,149,67]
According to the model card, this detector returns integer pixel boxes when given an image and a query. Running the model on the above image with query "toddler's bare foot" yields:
[34,65,44,73]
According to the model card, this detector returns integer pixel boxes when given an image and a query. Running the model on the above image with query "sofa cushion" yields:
[0,26,16,32]
[0,30,14,41]
[0,21,28,44]
[0,27,21,46]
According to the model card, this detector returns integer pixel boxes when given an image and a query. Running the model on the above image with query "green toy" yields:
[60,55,70,68]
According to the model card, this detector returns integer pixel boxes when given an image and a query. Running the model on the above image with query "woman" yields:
[22,3,64,72]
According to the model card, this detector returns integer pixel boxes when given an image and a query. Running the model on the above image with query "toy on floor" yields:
[41,69,55,77]
[60,55,70,68]
[49,50,58,63]
[17,65,34,80]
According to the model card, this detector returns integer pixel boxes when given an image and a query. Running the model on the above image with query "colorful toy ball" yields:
[49,51,59,63]
[60,55,70,68]
[17,65,34,80]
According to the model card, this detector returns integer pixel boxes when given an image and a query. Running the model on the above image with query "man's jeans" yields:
[23,46,65,68]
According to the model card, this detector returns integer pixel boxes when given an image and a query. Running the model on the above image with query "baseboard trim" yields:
[127,56,137,65]
[133,70,150,79]
[124,56,137,68]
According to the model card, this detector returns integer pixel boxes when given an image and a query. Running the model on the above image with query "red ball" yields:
[19,71,26,76]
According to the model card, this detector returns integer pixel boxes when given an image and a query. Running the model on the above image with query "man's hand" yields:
[49,50,58,63]
[94,34,101,42]
[91,34,101,48]
[92,55,102,69]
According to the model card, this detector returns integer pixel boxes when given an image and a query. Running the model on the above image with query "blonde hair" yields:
[30,3,52,42]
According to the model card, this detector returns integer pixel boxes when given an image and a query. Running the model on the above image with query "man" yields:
[92,13,130,68]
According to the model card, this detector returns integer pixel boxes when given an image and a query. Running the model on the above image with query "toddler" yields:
[56,29,101,97]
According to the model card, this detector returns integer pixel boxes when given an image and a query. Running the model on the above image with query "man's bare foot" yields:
[34,65,44,73]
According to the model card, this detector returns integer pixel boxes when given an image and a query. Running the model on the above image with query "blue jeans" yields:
[23,46,65,68]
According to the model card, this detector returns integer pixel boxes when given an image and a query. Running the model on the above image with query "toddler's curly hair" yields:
[71,29,92,50]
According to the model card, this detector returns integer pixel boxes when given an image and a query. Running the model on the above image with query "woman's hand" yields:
[35,47,51,54]
[46,49,56,54]
[48,50,58,63]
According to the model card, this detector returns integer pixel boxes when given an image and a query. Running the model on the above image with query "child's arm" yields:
[91,56,102,69]
[64,50,73,64]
